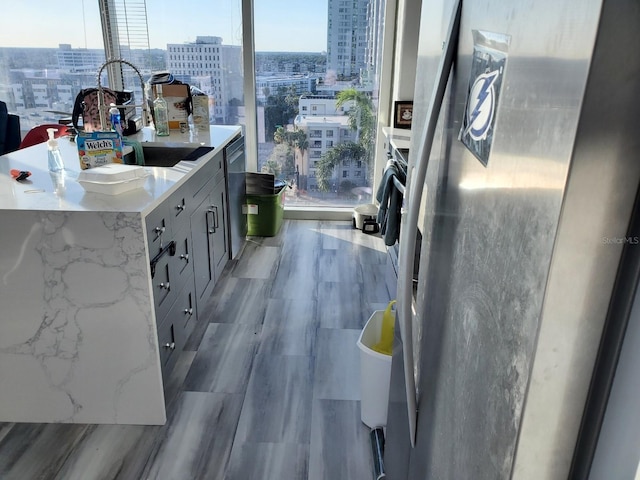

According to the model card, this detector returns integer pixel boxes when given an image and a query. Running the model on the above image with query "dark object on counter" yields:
[10,169,31,181]
[0,101,21,155]
[10,169,32,181]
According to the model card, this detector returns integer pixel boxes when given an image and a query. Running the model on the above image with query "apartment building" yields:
[56,44,105,73]
[166,36,242,124]
[326,0,370,79]
[255,75,317,103]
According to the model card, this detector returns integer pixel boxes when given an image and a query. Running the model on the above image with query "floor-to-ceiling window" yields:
[253,0,387,208]
[0,0,244,138]
[1,0,392,211]
[0,1,105,132]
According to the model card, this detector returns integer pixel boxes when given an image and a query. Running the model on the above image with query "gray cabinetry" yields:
[145,144,234,384]
[146,182,195,381]
[191,170,228,303]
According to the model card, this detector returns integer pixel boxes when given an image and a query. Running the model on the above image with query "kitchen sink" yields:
[128,145,215,167]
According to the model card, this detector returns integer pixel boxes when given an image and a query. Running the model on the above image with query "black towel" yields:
[376,160,406,246]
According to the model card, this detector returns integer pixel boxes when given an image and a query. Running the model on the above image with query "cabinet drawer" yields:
[171,231,193,294]
[151,251,175,322]
[167,186,191,234]
[156,315,183,381]
[156,279,195,381]
[172,278,197,342]
[191,150,225,201]
[145,206,171,255]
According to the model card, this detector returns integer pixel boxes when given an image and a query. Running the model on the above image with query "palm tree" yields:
[337,89,375,147]
[316,142,366,191]
[315,88,375,192]
[273,126,308,187]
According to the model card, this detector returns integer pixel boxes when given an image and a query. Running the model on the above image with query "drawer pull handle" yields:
[158,282,170,290]
[163,342,176,350]
[180,253,189,261]
[212,205,219,229]
[153,226,165,242]
[176,204,185,211]
[207,208,216,234]
[184,308,193,315]
[149,240,176,278]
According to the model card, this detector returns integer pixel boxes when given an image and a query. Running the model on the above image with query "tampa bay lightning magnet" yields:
[460,30,510,166]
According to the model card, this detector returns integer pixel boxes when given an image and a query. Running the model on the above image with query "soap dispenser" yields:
[47,128,64,172]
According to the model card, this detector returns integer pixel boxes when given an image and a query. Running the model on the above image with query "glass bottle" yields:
[153,84,170,136]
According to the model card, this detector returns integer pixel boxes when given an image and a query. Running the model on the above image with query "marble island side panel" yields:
[0,125,242,424]
[0,209,166,425]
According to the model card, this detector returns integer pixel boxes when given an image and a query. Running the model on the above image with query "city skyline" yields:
[0,0,328,53]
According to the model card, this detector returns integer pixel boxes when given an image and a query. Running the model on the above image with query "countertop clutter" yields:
[0,125,240,212]
[0,125,241,425]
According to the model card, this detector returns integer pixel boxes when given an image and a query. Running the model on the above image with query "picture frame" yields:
[393,101,413,129]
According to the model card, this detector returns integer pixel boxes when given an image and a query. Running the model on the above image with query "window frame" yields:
[100,0,398,216]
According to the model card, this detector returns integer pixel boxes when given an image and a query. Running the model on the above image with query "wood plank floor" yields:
[0,220,392,480]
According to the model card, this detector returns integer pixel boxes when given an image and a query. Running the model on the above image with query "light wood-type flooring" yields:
[0,220,392,480]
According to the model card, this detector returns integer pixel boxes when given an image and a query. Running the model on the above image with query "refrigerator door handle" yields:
[396,0,462,448]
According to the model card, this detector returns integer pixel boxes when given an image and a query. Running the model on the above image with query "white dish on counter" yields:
[77,163,150,195]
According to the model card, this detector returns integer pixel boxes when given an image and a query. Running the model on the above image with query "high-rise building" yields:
[56,44,106,73]
[166,36,242,124]
[326,0,370,80]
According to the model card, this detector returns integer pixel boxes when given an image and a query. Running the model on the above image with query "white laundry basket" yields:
[357,308,394,428]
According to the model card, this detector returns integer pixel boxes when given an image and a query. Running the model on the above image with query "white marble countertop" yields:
[0,125,241,213]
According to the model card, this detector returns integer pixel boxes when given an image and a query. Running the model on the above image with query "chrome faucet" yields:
[96,59,149,131]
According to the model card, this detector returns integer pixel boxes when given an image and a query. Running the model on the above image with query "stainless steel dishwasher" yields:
[224,135,247,259]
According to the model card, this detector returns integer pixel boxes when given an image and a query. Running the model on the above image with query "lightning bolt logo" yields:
[464,69,500,141]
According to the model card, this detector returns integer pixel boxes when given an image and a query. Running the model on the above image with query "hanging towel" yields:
[376,159,406,246]
[123,138,145,165]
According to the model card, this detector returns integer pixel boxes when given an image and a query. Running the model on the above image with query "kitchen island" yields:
[0,125,241,425]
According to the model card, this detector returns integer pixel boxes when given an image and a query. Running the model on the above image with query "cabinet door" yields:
[191,192,216,302]
[211,178,228,281]
[191,178,229,302]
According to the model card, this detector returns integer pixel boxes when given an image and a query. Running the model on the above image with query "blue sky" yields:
[0,0,328,52]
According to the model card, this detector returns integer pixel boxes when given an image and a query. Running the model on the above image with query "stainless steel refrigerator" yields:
[385,0,640,478]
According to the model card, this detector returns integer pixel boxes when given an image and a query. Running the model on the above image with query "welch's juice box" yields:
[76,131,123,170]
